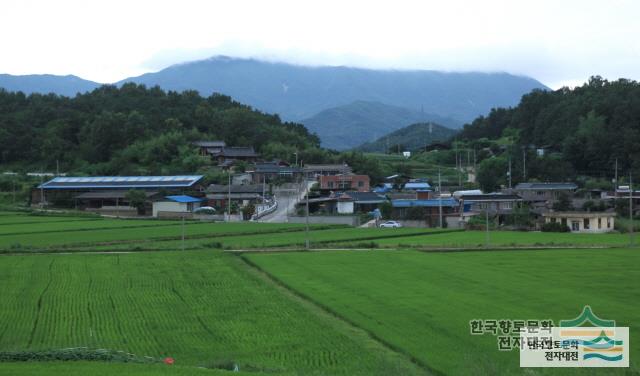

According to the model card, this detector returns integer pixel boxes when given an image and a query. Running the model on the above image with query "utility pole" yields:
[182,215,185,252]
[305,190,310,250]
[473,149,477,172]
[522,147,527,181]
[508,157,512,189]
[485,209,490,249]
[630,172,634,248]
[227,172,232,222]
[614,159,618,198]
[40,173,44,209]
[438,169,443,228]
[458,154,462,188]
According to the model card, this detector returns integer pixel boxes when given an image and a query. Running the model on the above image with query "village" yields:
[30,139,636,234]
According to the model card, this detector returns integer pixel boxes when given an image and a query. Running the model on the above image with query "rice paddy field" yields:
[1,209,638,375]
[246,249,640,375]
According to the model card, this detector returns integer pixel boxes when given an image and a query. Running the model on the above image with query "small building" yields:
[511,182,578,202]
[319,174,370,192]
[206,184,266,209]
[302,191,386,215]
[248,162,303,183]
[542,212,616,233]
[193,141,226,157]
[391,198,459,227]
[457,193,522,214]
[152,195,204,218]
[209,146,259,165]
[304,164,352,178]
[403,180,431,191]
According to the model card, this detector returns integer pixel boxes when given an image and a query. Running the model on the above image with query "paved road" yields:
[261,181,314,223]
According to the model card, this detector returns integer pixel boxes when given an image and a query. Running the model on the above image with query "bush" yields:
[541,222,570,232]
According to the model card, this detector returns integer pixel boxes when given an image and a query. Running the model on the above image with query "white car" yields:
[379,221,402,228]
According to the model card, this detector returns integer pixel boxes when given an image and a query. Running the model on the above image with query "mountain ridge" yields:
[301,100,461,150]
[355,122,458,153]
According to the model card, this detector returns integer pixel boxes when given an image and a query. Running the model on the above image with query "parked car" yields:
[379,221,402,228]
[194,206,216,214]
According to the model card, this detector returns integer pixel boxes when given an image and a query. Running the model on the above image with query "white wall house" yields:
[542,212,616,233]
[152,195,203,217]
[337,200,354,214]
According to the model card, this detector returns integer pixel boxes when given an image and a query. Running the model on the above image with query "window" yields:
[598,218,602,229]
[571,221,580,231]
[537,191,545,196]
[551,217,557,223]
[357,181,364,187]
[502,202,513,209]
[607,217,612,228]
[328,181,334,188]
[583,218,590,230]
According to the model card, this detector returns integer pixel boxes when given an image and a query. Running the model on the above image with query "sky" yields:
[1,0,639,89]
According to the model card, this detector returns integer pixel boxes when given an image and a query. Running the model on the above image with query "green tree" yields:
[125,190,147,215]
[477,157,507,192]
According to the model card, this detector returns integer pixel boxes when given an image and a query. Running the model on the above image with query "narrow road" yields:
[261,181,314,223]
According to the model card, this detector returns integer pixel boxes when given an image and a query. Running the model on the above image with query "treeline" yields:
[458,76,640,186]
[0,84,326,175]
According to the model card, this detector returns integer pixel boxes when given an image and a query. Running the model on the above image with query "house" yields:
[391,198,459,227]
[403,179,431,191]
[304,164,352,178]
[248,162,303,184]
[193,141,226,157]
[206,184,266,209]
[304,191,387,215]
[203,146,259,166]
[456,193,523,226]
[152,195,204,218]
[542,212,616,233]
[457,193,522,214]
[33,175,204,214]
[511,182,578,202]
[319,174,370,192]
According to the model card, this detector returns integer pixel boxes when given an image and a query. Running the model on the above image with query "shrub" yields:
[541,222,570,232]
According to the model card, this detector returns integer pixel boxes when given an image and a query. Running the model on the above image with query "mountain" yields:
[356,122,458,153]
[0,74,100,96]
[118,56,548,122]
[301,100,461,150]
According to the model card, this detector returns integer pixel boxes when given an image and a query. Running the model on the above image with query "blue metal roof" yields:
[404,182,432,190]
[38,175,204,189]
[392,198,458,208]
[165,195,204,203]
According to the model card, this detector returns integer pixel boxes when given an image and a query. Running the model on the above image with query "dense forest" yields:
[458,77,640,190]
[0,84,330,175]
[0,84,393,187]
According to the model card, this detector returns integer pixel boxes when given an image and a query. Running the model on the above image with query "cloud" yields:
[1,0,639,88]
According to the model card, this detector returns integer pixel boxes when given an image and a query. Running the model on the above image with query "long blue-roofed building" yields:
[33,175,204,214]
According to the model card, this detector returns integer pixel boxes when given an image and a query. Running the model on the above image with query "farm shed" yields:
[34,175,204,211]
[153,195,204,218]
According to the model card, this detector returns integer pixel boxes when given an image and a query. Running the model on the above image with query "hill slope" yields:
[0,74,100,96]
[458,77,640,179]
[118,56,548,122]
[356,122,458,153]
[301,101,460,150]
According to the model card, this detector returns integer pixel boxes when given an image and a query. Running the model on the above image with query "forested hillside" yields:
[356,122,458,153]
[459,77,640,185]
[0,84,322,175]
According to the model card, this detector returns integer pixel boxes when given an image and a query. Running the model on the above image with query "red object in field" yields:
[164,357,175,365]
